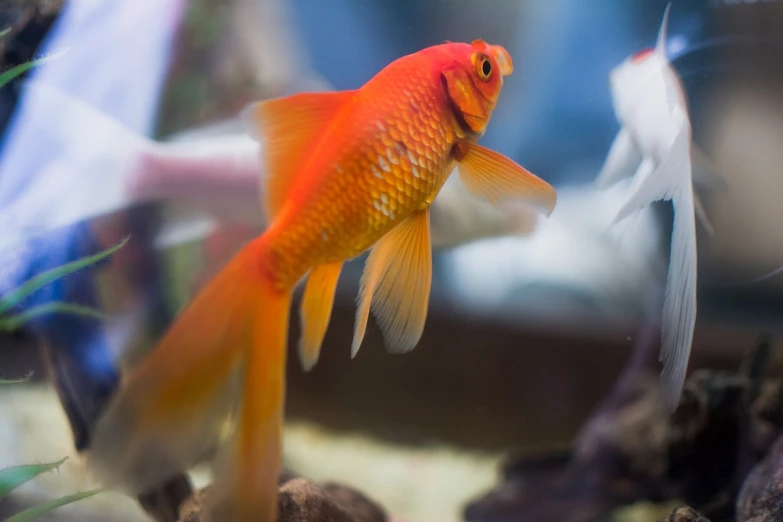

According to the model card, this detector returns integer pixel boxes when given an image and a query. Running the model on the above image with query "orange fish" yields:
[88,39,557,522]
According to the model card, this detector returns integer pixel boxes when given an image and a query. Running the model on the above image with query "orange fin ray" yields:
[457,143,557,216]
[352,209,433,358]
[88,241,266,494]
[299,262,343,371]
[241,91,356,221]
[208,281,291,522]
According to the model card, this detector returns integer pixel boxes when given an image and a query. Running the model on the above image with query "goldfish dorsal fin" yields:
[241,90,356,221]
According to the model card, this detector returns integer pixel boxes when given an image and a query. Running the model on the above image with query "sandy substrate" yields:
[0,383,502,522]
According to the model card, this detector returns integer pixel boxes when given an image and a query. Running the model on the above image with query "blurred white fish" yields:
[0,81,539,256]
[594,3,718,411]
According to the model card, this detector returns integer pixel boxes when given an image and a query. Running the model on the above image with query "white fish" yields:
[595,3,715,411]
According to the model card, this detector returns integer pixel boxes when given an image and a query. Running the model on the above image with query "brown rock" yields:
[658,507,711,522]
[177,477,387,522]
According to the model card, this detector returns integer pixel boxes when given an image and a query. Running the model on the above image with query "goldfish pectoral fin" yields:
[457,143,557,217]
[240,90,357,221]
[88,240,270,494]
[299,262,343,371]
[207,284,290,522]
[693,191,715,237]
[613,123,691,225]
[659,186,698,413]
[352,210,433,357]
[595,128,642,189]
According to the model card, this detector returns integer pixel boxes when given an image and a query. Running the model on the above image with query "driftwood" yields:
[464,327,783,522]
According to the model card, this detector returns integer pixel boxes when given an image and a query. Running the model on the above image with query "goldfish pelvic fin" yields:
[457,143,557,216]
[352,210,433,358]
[208,280,291,522]
[88,238,269,496]
[595,128,642,189]
[299,261,343,371]
[241,90,357,221]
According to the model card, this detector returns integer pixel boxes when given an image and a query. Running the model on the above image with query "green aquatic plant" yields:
[0,237,129,332]
[0,458,101,522]
[0,237,128,519]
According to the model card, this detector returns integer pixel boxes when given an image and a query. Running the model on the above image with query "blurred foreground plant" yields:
[0,236,128,519]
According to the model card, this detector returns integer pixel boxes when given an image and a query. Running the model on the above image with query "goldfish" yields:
[87,40,557,521]
[0,81,541,258]
[594,3,718,411]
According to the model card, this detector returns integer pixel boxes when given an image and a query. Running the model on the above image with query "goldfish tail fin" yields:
[89,237,292,522]
[0,81,155,250]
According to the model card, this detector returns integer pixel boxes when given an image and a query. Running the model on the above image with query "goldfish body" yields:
[88,40,556,522]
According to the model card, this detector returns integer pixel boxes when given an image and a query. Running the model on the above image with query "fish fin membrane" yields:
[614,121,697,412]
[0,81,153,250]
[298,261,343,371]
[240,90,356,221]
[693,191,715,237]
[457,143,557,216]
[209,269,291,522]
[352,209,432,357]
[595,128,642,189]
[89,237,292,522]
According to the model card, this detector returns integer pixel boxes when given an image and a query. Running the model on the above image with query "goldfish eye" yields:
[477,54,492,81]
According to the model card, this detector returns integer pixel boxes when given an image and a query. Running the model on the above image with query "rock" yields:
[177,477,387,522]
[658,507,711,522]
[737,434,783,521]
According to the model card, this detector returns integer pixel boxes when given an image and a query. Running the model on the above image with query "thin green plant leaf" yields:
[0,236,129,315]
[0,303,106,332]
[0,372,32,384]
[0,28,10,39]
[0,49,67,89]
[6,489,102,522]
[0,458,67,498]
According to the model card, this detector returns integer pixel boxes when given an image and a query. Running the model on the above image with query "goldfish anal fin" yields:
[352,210,433,357]
[457,143,557,216]
[241,91,357,221]
[88,239,269,495]
[299,262,343,371]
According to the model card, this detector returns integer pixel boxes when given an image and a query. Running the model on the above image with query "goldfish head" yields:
[439,39,513,135]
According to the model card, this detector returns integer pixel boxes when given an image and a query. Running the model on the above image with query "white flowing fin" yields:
[595,128,643,189]
[0,81,155,250]
[656,3,672,59]
[661,183,697,412]
[613,119,697,411]
[613,121,691,225]
[692,191,715,237]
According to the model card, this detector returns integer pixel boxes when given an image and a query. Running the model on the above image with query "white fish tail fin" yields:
[660,185,698,412]
[595,128,642,189]
[613,122,690,225]
[0,81,156,250]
